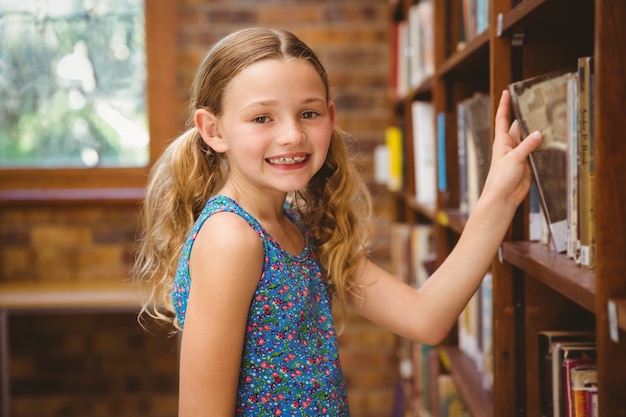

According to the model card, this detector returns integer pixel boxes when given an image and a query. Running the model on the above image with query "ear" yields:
[328,100,336,128]
[194,108,228,153]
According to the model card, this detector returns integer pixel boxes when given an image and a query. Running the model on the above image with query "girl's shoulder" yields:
[197,195,264,234]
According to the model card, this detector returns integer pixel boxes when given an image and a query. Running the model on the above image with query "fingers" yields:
[494,90,511,137]
[513,130,543,159]
[509,120,521,145]
[494,89,542,158]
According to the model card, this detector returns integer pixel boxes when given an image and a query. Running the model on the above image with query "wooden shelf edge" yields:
[502,241,596,312]
[0,187,146,206]
[437,30,489,78]
[437,208,467,234]
[0,283,140,311]
[401,193,437,221]
[397,191,468,233]
[498,0,548,35]
[440,346,493,417]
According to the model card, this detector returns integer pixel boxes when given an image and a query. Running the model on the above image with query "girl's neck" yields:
[218,185,304,256]
[218,184,287,223]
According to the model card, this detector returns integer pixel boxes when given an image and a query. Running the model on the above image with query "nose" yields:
[277,118,306,146]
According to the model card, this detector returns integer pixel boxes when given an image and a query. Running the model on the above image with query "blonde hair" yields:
[132,27,371,329]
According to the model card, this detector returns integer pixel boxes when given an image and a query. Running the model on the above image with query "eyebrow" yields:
[243,97,326,110]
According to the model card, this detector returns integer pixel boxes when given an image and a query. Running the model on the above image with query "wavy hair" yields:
[132,27,371,330]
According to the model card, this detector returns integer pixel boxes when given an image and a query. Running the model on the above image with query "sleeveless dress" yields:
[172,195,350,416]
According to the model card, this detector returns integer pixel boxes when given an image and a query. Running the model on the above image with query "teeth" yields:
[267,155,307,165]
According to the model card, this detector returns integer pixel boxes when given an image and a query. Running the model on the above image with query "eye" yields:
[253,116,271,124]
[301,111,318,120]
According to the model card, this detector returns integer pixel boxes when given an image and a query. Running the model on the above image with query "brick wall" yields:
[8,312,179,417]
[0,1,398,416]
[0,204,138,285]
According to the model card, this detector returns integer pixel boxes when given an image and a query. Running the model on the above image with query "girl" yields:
[132,27,542,416]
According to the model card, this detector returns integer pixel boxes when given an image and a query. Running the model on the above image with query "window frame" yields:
[0,0,178,192]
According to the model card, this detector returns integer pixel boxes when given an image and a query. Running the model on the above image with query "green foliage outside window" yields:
[0,0,148,168]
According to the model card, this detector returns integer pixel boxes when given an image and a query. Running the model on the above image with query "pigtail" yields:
[132,127,225,329]
[298,130,372,327]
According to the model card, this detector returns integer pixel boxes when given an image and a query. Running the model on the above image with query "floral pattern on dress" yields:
[172,195,350,416]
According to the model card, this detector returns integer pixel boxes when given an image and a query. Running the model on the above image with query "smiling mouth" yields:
[266,155,309,165]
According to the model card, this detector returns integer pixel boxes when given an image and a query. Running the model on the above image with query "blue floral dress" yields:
[172,195,350,416]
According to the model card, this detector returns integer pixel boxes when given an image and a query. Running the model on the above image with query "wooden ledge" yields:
[0,188,145,206]
[0,283,141,311]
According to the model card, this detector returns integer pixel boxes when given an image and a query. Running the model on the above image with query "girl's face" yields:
[200,58,335,198]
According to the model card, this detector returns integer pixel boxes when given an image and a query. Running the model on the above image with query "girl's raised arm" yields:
[350,90,542,345]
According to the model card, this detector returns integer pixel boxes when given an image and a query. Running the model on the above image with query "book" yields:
[390,222,413,284]
[407,0,434,89]
[437,111,448,193]
[385,125,404,192]
[457,93,491,213]
[565,72,580,261]
[457,101,469,214]
[374,144,390,186]
[480,272,493,391]
[394,20,410,98]
[508,71,576,253]
[564,359,596,417]
[410,223,436,288]
[552,343,596,417]
[577,56,595,269]
[438,374,471,417]
[475,0,489,35]
[458,286,481,371]
[529,182,546,242]
[537,330,595,417]
[411,100,436,205]
[413,342,436,417]
[459,0,489,46]
[457,271,493,390]
[570,365,597,417]
[464,92,491,208]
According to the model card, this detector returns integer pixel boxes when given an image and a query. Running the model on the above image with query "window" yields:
[1,0,147,168]
[0,0,177,190]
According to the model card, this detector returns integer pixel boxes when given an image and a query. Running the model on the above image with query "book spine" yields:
[566,73,580,261]
[457,102,469,215]
[411,101,436,205]
[385,126,403,192]
[577,56,595,269]
[572,389,589,417]
[437,112,447,193]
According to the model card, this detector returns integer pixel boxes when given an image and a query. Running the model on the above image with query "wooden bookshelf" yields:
[390,0,626,416]
[440,346,493,417]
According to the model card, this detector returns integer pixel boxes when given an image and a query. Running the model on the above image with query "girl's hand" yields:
[482,90,543,212]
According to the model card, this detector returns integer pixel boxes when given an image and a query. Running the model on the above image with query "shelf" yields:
[498,0,548,35]
[392,76,433,106]
[0,188,145,206]
[398,195,468,233]
[390,0,626,415]
[0,283,140,312]
[438,208,467,235]
[410,76,433,101]
[501,241,595,312]
[440,346,493,417]
[498,0,594,43]
[437,30,490,79]
[403,195,437,222]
